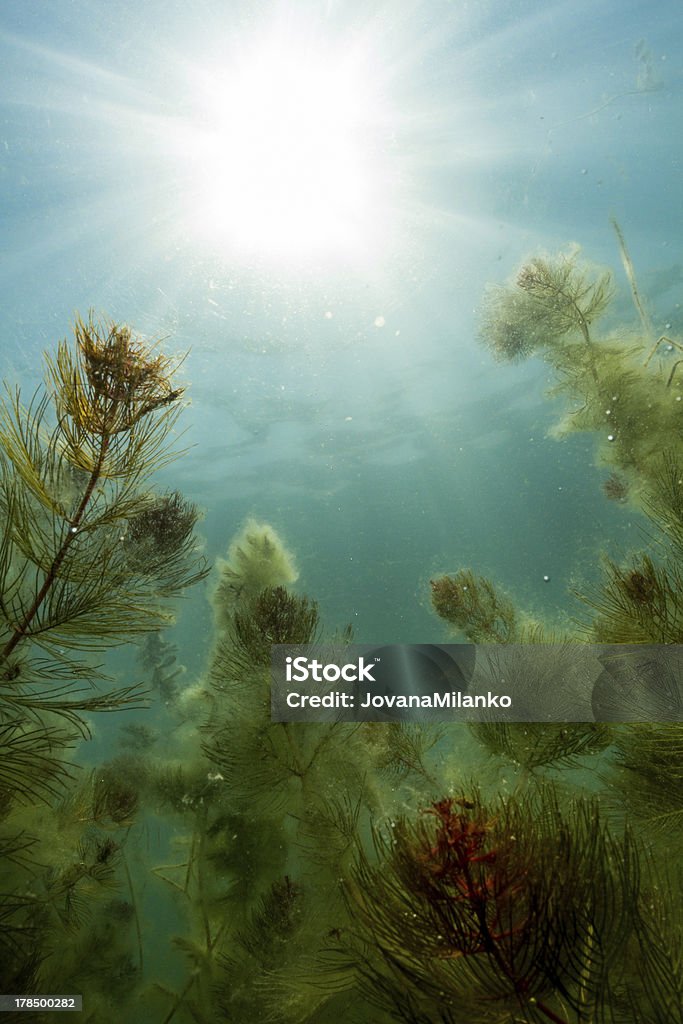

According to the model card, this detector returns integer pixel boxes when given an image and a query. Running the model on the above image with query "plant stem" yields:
[534,1000,569,1024]
[461,859,569,1024]
[1,433,110,660]
[122,838,144,974]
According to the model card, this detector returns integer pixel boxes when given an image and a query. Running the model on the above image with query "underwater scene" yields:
[1,0,682,1021]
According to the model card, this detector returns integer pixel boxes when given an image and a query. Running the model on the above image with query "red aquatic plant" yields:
[348,790,626,1024]
[416,797,569,1023]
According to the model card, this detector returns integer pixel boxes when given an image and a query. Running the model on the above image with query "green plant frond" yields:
[609,723,683,835]
[1,651,105,689]
[611,217,655,345]
[120,494,210,594]
[54,395,184,483]
[430,569,518,642]
[236,875,305,961]
[630,869,683,1023]
[0,892,43,963]
[479,251,613,365]
[202,722,299,810]
[0,388,75,518]
[367,722,442,781]
[516,252,613,339]
[0,719,78,804]
[546,333,683,489]
[550,339,639,410]
[642,450,683,552]
[3,490,77,583]
[229,586,320,668]
[3,539,176,651]
[0,831,40,872]
[46,872,92,932]
[580,554,683,643]
[6,585,139,653]
[470,722,612,771]
[294,792,364,867]
[1,681,148,734]
[45,315,184,435]
[90,767,140,827]
[102,404,187,481]
[0,569,30,645]
[3,497,206,646]
[212,521,299,625]
[38,323,187,488]
[137,631,184,706]
[0,316,213,1003]
[0,330,204,670]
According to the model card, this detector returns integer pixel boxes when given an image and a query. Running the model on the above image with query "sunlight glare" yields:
[184,27,388,264]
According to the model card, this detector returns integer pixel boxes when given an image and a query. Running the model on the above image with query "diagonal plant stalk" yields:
[2,430,111,660]
[0,315,204,672]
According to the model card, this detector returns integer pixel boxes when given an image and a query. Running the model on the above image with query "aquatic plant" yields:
[0,315,207,1001]
[609,722,683,835]
[229,584,321,670]
[0,315,207,730]
[420,229,682,1023]
[580,553,683,643]
[138,629,185,707]
[469,720,612,772]
[3,277,681,1022]
[480,249,612,363]
[434,226,683,648]
[602,471,629,502]
[429,570,518,643]
[478,229,683,495]
[345,786,679,1024]
[211,518,299,631]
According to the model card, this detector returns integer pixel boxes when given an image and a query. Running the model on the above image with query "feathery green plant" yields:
[0,315,207,757]
[434,226,683,648]
[0,314,207,1003]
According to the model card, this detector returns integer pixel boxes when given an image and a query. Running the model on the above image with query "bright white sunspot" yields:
[183,26,389,265]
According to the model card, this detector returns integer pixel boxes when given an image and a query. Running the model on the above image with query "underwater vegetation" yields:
[1,235,682,1024]
[602,472,629,503]
[0,316,207,1007]
[418,225,683,1019]
[345,789,678,1024]
[434,225,683,647]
